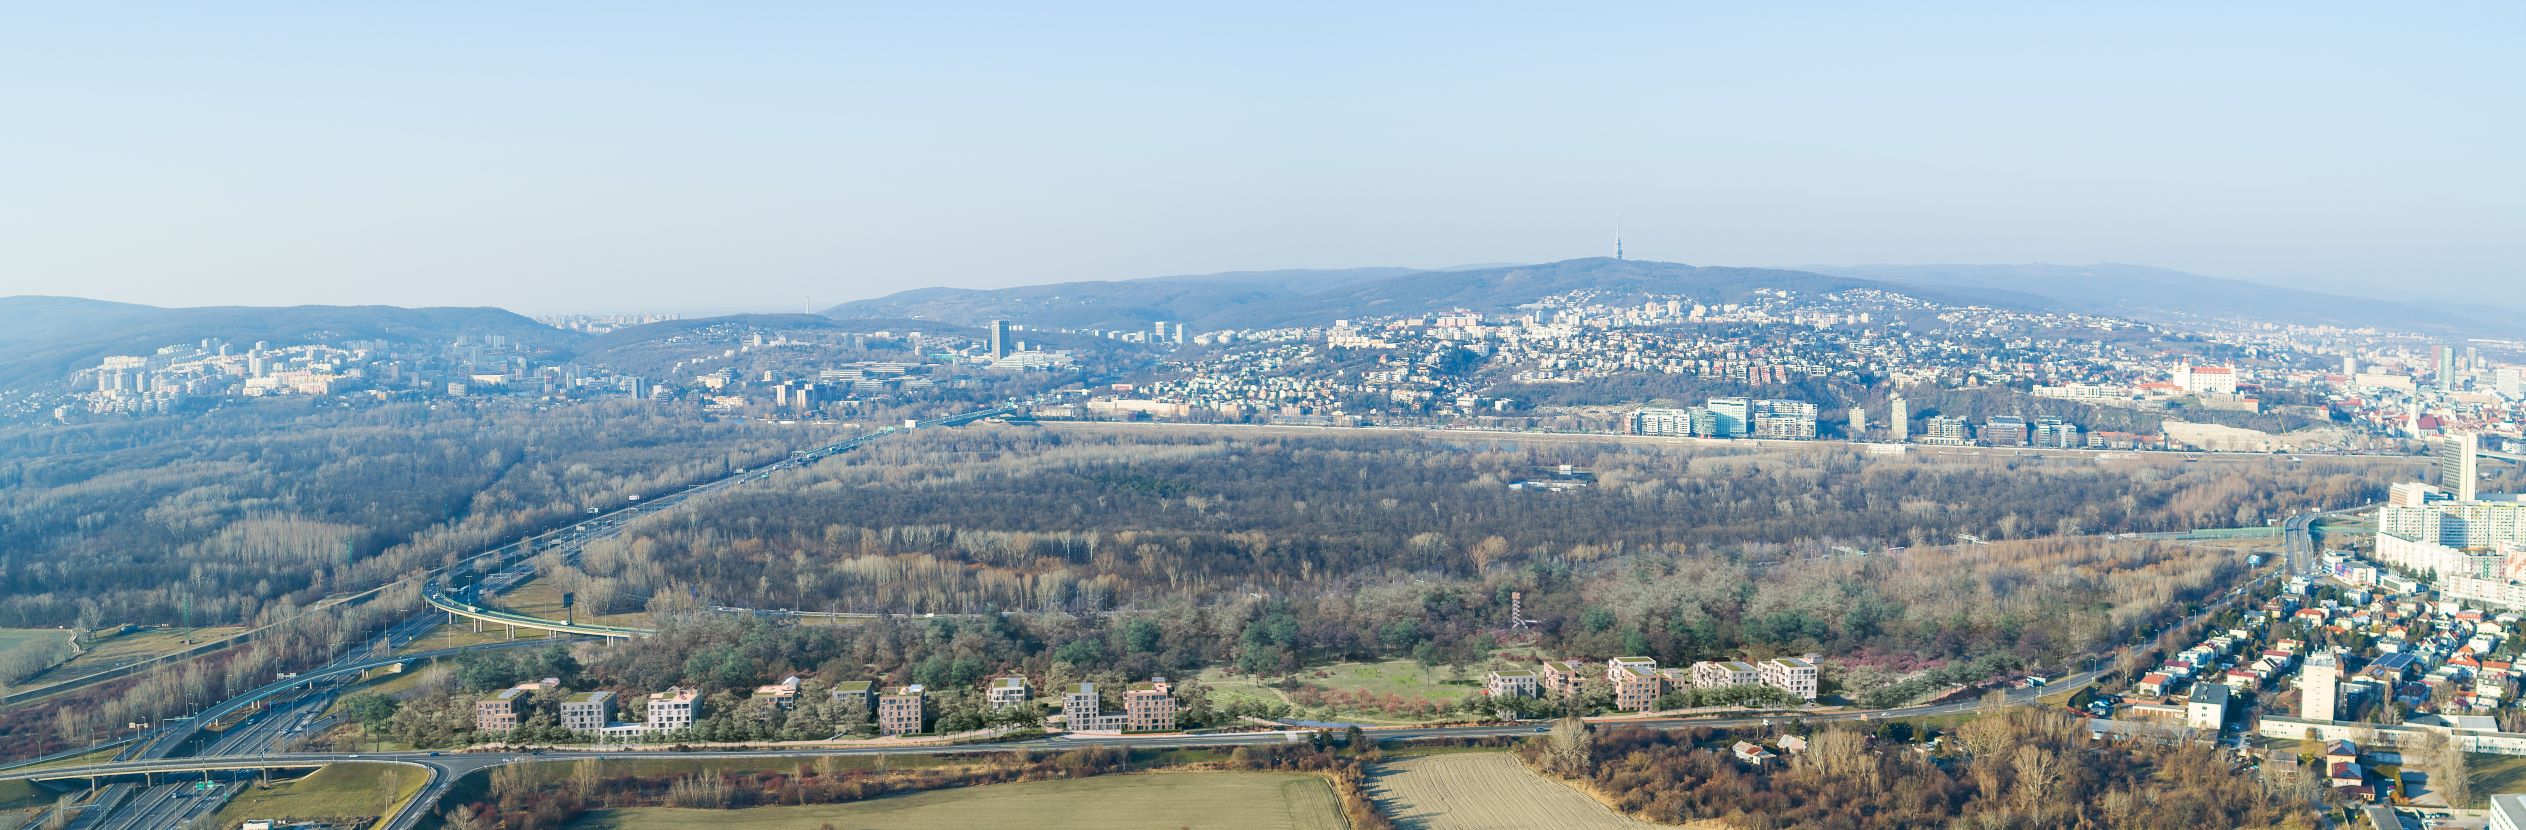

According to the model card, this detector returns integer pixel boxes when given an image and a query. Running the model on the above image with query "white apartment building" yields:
[1485,670,1539,699]
[1759,658,1819,701]
[1690,660,1760,689]
[648,687,701,733]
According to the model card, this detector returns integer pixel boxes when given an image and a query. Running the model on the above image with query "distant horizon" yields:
[3,256,2506,320]
[3,5,2517,314]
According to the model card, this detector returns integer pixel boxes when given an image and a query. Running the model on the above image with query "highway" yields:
[24,402,1046,829]
[12,405,2351,829]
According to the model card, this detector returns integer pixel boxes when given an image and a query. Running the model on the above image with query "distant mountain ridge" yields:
[0,296,575,391]
[827,258,2001,330]
[1801,263,2518,337]
[828,258,2519,339]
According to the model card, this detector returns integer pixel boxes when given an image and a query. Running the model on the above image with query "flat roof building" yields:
[561,691,615,734]
[1759,657,1818,701]
[988,676,1031,710]
[879,685,926,736]
[475,687,527,733]
[831,680,875,723]
[1124,678,1177,732]
[1486,670,1538,699]
[648,687,701,734]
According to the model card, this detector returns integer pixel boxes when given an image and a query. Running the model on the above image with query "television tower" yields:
[1614,215,1624,260]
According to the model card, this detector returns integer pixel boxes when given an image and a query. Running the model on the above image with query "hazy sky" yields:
[3,4,2519,314]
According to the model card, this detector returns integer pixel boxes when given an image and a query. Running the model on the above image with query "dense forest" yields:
[0,397,824,627]
[571,423,2414,618]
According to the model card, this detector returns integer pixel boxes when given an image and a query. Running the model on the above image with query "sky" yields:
[1,3,2519,314]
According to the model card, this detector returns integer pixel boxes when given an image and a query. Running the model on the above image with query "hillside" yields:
[823,266,1419,330]
[828,259,1973,331]
[0,297,577,391]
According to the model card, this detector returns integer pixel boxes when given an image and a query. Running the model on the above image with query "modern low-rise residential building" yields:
[752,676,802,708]
[560,691,615,734]
[1124,678,1178,732]
[1608,657,1661,712]
[1539,660,1589,698]
[648,687,701,733]
[1690,660,1760,689]
[1759,657,1819,701]
[475,687,528,733]
[2186,683,2229,730]
[831,680,875,723]
[879,685,927,736]
[1486,669,1539,699]
[989,676,1031,710]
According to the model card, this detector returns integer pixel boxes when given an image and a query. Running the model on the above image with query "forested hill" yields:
[824,258,2022,330]
[0,296,577,391]
[822,266,1423,331]
[828,256,2496,338]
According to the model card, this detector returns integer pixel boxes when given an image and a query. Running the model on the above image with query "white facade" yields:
[1758,658,1819,701]
[2301,653,2340,722]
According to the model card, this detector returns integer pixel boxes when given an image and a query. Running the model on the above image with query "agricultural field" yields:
[1367,752,1662,830]
[213,762,429,830]
[566,771,1344,830]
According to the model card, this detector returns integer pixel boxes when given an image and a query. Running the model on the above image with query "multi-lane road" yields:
[9,402,2362,830]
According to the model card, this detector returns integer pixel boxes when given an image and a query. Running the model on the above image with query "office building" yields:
[1628,407,1693,437]
[989,319,1013,359]
[561,691,615,734]
[1981,416,2029,447]
[1923,416,1972,445]
[1888,395,1909,442]
[2032,418,2081,449]
[1707,397,1752,438]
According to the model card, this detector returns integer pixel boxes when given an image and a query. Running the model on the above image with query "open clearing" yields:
[568,771,1344,830]
[212,762,426,830]
[499,579,655,629]
[0,629,74,688]
[1368,752,1659,830]
[1201,656,1522,725]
